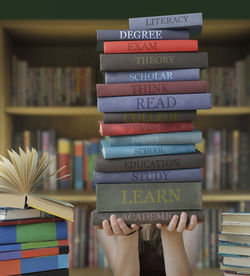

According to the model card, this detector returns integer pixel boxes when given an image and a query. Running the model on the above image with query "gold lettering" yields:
[169,188,181,202]
[133,190,143,203]
[144,190,155,203]
[157,189,168,202]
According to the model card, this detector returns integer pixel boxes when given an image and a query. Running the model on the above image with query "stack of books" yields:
[219,212,250,275]
[92,12,211,225]
[0,148,74,275]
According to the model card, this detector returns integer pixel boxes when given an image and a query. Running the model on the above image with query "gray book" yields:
[129,12,203,36]
[96,182,202,212]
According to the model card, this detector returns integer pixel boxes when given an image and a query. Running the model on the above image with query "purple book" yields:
[97,93,211,113]
[96,29,189,41]
[105,68,200,84]
[94,168,202,183]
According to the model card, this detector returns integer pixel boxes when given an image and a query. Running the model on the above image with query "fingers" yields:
[102,219,114,236]
[176,212,187,233]
[186,215,198,231]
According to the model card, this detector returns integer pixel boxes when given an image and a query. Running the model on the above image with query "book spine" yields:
[73,207,80,268]
[103,40,198,54]
[95,152,203,172]
[74,141,83,190]
[99,121,194,136]
[94,168,202,183]
[91,209,204,225]
[232,130,239,190]
[101,141,196,159]
[100,52,208,71]
[213,131,221,190]
[97,93,212,113]
[67,220,74,269]
[42,130,50,190]
[96,182,203,212]
[129,12,203,36]
[97,80,207,97]
[96,29,190,41]
[79,206,88,267]
[108,130,202,146]
[57,139,71,189]
[105,69,200,84]
[103,110,197,124]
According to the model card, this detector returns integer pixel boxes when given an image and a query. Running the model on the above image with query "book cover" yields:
[74,140,83,190]
[100,52,208,71]
[91,209,204,225]
[97,80,207,97]
[95,151,203,172]
[94,168,202,183]
[99,121,194,136]
[101,140,196,159]
[108,130,202,146]
[0,254,69,275]
[0,245,69,261]
[103,40,198,54]
[0,221,67,244]
[0,216,63,226]
[129,12,203,36]
[96,182,203,212]
[0,240,68,253]
[96,29,189,41]
[104,68,200,84]
[97,93,212,113]
[103,110,197,124]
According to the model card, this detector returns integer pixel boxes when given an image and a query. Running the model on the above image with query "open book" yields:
[0,147,74,221]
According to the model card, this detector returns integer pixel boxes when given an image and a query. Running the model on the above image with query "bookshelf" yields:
[0,19,249,275]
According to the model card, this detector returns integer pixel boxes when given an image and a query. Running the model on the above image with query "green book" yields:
[96,182,202,212]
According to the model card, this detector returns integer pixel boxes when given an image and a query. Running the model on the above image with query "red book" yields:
[104,40,198,54]
[96,80,207,97]
[0,217,63,226]
[99,121,193,136]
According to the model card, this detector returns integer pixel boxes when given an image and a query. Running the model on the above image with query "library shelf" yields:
[42,189,250,204]
[69,267,222,276]
[5,106,250,117]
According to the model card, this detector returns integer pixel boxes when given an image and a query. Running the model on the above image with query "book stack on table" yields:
[92,12,211,225]
[0,208,69,276]
[219,213,250,275]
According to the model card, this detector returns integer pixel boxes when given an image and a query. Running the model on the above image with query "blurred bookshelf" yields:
[0,18,249,274]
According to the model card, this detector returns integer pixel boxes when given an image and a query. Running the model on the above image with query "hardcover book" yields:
[101,140,196,159]
[99,121,194,136]
[107,130,202,146]
[102,40,198,54]
[103,110,197,124]
[104,68,200,84]
[96,182,203,212]
[96,29,189,41]
[0,216,63,226]
[97,93,212,113]
[100,52,208,71]
[97,80,207,97]
[0,148,74,221]
[94,168,202,183]
[95,151,203,172]
[129,12,203,36]
[0,208,52,221]
[91,209,204,225]
[220,263,250,274]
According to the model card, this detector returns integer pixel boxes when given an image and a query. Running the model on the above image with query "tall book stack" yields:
[91,12,211,225]
[219,213,250,275]
[0,148,74,275]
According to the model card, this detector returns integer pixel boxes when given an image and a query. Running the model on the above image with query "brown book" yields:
[100,52,208,71]
[91,209,204,225]
[96,182,202,212]
[95,151,203,172]
[97,80,207,97]
[103,110,197,124]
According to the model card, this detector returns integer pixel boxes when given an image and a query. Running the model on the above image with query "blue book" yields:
[94,168,202,183]
[101,140,195,159]
[97,93,211,113]
[97,29,189,41]
[105,68,200,84]
[74,141,83,190]
[129,12,203,36]
[108,130,202,146]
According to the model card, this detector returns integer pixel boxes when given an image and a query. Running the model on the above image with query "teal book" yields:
[108,130,202,146]
[96,182,202,212]
[101,140,195,159]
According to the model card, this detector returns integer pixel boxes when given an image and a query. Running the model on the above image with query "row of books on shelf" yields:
[202,129,250,191]
[11,55,96,107]
[201,54,250,106]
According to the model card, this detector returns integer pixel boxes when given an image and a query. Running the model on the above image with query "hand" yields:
[99,214,140,236]
[156,212,198,233]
